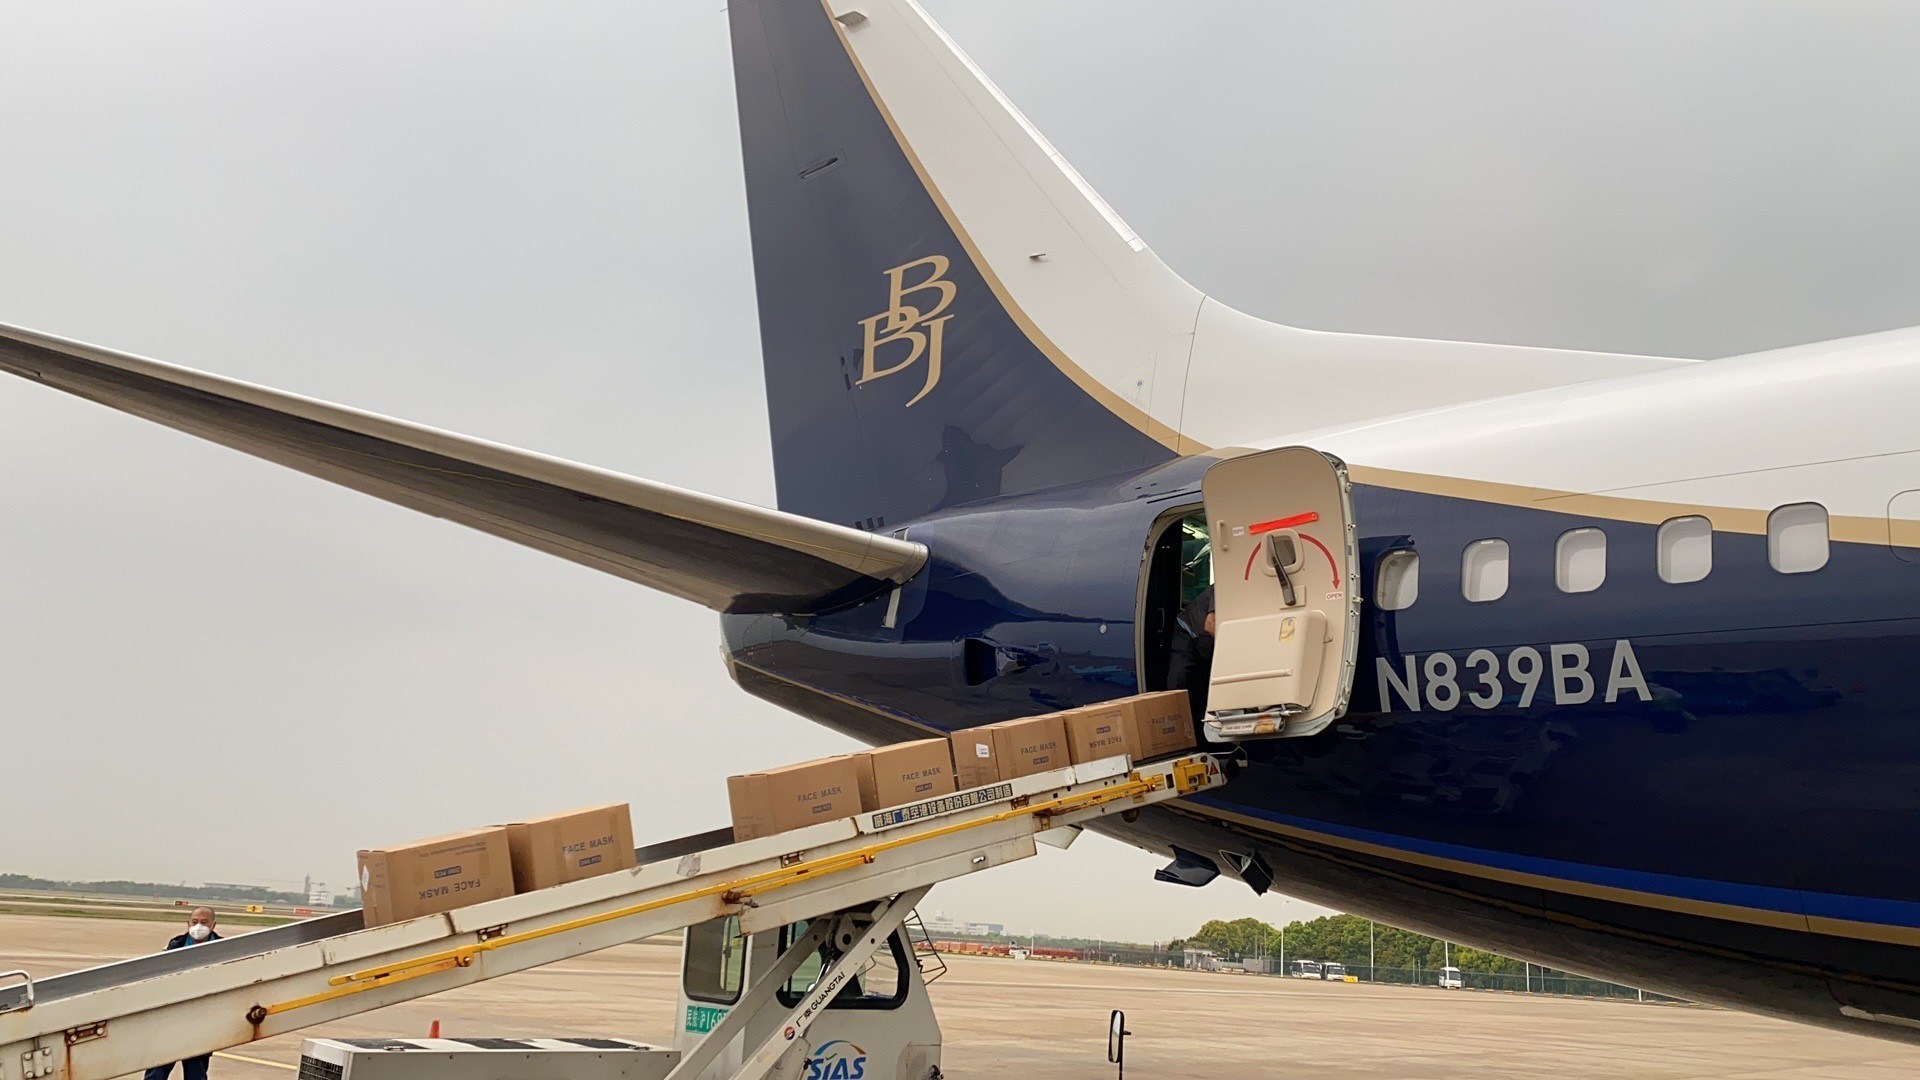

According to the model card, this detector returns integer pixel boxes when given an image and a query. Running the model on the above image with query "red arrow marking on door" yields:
[1242,531,1342,588]
[1300,533,1341,588]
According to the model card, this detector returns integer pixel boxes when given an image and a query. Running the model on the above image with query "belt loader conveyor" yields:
[0,752,1226,1080]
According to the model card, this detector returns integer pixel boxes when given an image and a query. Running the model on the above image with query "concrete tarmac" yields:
[4,915,1912,1079]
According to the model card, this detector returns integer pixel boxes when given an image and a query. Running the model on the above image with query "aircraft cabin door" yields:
[1201,446,1361,740]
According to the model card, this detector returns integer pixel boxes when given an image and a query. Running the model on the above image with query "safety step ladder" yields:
[901,911,946,985]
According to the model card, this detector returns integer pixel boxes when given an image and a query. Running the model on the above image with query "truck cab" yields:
[677,914,941,1080]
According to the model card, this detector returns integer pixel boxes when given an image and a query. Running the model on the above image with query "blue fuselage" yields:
[722,454,1920,1039]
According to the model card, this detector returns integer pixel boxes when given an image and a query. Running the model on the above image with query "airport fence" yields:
[1347,966,1690,1003]
[927,942,1690,1005]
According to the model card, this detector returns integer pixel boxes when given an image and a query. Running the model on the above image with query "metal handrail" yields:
[0,971,33,1014]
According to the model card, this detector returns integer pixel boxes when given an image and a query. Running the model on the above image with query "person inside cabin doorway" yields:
[1168,585,1215,728]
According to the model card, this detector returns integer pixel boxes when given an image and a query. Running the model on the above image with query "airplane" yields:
[5,0,1919,1045]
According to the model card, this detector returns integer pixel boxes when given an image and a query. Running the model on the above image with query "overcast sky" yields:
[4,1,1920,943]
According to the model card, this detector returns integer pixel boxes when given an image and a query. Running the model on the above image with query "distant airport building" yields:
[920,911,1006,937]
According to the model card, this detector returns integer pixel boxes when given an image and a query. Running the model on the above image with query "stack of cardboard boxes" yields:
[1057,691,1195,764]
[355,692,1197,927]
[357,802,638,928]
[727,690,1195,842]
[727,737,958,842]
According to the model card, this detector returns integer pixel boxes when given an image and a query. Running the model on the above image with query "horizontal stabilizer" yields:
[0,324,926,614]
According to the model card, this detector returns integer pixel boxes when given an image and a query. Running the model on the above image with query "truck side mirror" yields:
[1107,1009,1130,1074]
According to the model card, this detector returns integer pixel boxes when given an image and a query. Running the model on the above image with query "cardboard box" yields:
[503,803,637,893]
[949,727,1001,790]
[855,739,956,809]
[991,713,1070,779]
[727,755,867,842]
[1063,691,1197,765]
[1063,706,1137,765]
[1127,690,1198,758]
[952,713,1075,788]
[357,827,515,928]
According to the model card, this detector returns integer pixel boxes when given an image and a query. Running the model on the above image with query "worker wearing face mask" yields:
[143,908,221,1080]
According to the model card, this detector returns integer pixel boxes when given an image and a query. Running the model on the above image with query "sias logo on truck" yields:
[805,1040,868,1080]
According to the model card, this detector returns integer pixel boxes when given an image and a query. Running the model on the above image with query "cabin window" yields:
[1658,516,1713,583]
[1555,528,1607,593]
[1376,550,1419,610]
[1769,503,1829,574]
[1460,539,1509,602]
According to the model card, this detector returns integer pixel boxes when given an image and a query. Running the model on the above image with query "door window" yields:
[684,915,746,1004]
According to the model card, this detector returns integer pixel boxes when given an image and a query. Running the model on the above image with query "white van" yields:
[1438,966,1464,990]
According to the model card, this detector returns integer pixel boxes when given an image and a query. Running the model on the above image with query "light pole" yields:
[1368,920,1375,983]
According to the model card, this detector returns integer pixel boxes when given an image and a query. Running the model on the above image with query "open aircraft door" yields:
[1202,446,1361,740]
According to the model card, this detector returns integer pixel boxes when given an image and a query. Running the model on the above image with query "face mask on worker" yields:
[187,924,212,942]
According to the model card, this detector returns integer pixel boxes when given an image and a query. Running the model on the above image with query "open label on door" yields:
[1202,446,1360,740]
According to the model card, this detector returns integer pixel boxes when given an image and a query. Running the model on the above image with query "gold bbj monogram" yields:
[857,255,955,407]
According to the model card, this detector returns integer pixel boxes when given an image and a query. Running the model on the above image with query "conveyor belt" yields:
[0,754,1225,1080]
[0,827,736,1013]
[2,910,363,1011]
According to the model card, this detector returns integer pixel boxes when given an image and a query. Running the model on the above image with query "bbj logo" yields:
[804,1039,868,1080]
[857,254,955,407]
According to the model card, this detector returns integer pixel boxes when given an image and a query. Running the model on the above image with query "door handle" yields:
[1267,533,1298,607]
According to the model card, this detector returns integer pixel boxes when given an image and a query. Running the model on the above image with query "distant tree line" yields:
[1170,914,1544,977]
[924,913,1546,977]
[0,874,308,907]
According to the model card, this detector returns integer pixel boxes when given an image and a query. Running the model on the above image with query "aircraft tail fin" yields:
[727,0,1690,529]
